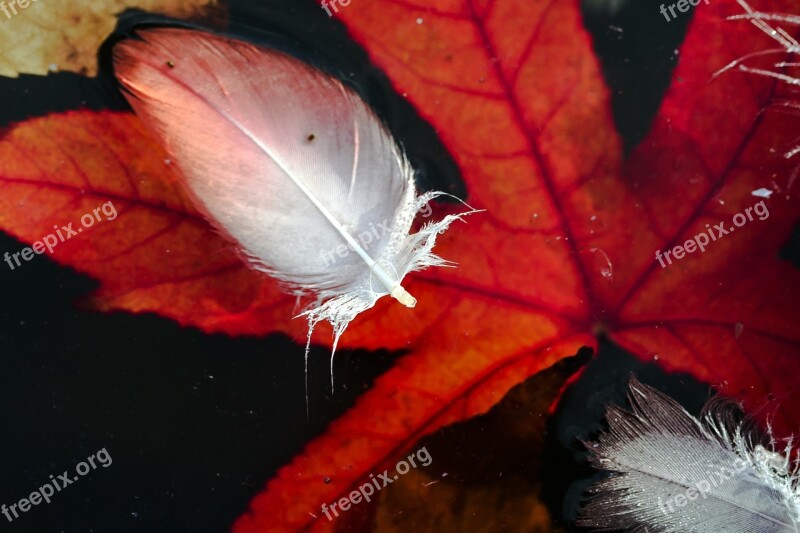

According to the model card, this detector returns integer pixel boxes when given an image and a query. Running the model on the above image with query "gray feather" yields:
[578,376,800,532]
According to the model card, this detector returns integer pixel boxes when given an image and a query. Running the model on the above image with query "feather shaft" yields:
[113,28,476,376]
[578,376,800,532]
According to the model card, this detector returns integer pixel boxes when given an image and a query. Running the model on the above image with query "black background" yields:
[0,0,720,531]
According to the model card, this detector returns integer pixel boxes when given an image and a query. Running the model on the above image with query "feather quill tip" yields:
[110,28,480,391]
[391,285,416,307]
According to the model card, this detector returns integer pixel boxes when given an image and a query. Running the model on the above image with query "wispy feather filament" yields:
[113,28,478,391]
[579,376,800,532]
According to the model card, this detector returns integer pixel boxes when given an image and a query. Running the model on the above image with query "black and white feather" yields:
[578,376,800,532]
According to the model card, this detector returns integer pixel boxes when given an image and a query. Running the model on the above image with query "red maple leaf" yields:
[0,0,798,531]
[231,0,800,529]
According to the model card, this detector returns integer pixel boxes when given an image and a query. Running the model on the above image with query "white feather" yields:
[112,29,477,377]
[578,376,800,532]
[713,0,800,170]
[714,1,800,99]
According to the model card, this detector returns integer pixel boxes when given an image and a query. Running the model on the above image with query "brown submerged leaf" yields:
[331,349,591,532]
[0,0,219,77]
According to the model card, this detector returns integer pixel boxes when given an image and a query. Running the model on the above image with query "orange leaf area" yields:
[232,0,799,530]
[0,1,797,531]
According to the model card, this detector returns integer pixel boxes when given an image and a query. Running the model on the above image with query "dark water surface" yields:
[0,0,782,531]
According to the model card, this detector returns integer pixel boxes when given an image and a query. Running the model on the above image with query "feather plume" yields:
[715,0,800,90]
[112,28,476,374]
[578,376,800,532]
[714,0,800,164]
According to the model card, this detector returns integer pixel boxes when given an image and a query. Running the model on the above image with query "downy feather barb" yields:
[578,376,800,532]
[113,28,478,385]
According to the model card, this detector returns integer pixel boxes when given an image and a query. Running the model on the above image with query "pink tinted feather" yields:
[113,28,476,379]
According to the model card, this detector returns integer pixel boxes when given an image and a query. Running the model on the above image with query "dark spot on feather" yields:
[307,133,315,142]
[166,61,175,69]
